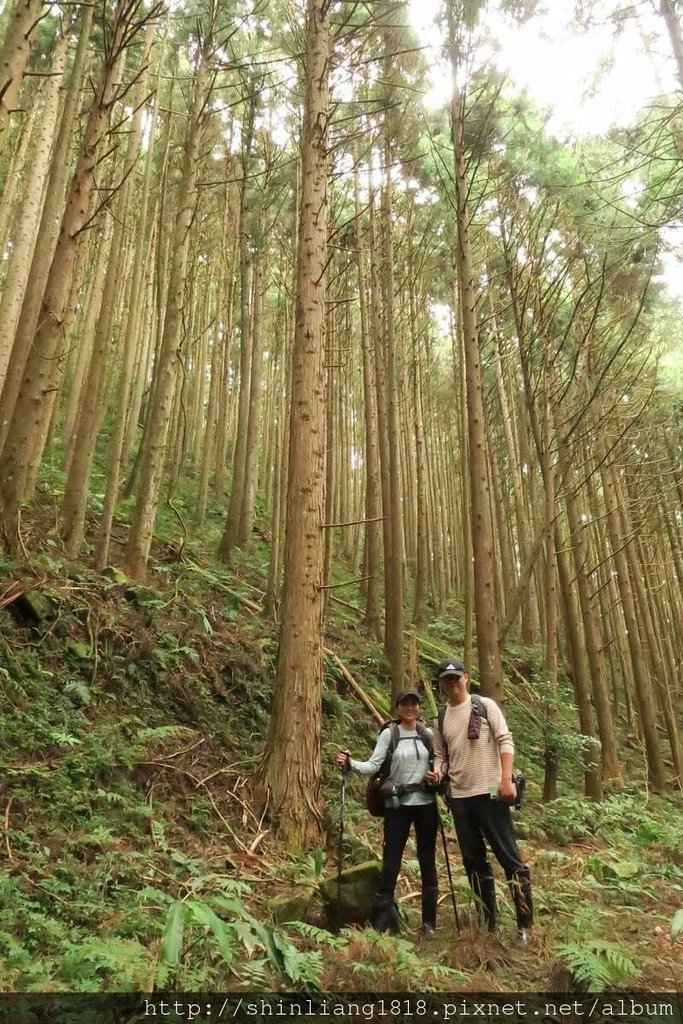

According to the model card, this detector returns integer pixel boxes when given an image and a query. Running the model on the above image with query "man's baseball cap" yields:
[437,659,466,678]
[395,687,422,705]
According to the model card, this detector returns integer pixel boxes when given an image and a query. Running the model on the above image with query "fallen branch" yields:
[397,890,421,903]
[323,648,385,726]
[319,575,372,590]
[3,797,14,863]
[22,873,88,908]
[249,831,269,853]
[183,560,261,613]
[322,515,386,529]
[226,780,263,830]
[0,577,48,608]
[150,736,205,762]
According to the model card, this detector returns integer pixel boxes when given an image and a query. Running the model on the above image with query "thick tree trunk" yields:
[0,0,43,156]
[540,387,559,802]
[97,30,165,566]
[62,24,154,557]
[449,99,502,698]
[381,144,405,699]
[0,4,93,455]
[0,90,40,258]
[212,210,238,501]
[0,34,67,390]
[195,172,233,525]
[453,295,474,665]
[0,2,135,552]
[264,173,298,613]
[408,245,429,629]
[238,255,266,546]
[261,0,329,845]
[353,162,382,637]
[493,328,534,643]
[659,0,683,87]
[219,98,256,561]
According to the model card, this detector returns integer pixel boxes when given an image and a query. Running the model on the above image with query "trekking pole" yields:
[438,807,461,933]
[337,752,350,902]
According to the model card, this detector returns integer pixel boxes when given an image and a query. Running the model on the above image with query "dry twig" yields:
[3,797,14,863]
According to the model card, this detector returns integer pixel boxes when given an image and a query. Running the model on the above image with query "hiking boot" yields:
[513,928,531,948]
[420,923,437,940]
[372,896,400,934]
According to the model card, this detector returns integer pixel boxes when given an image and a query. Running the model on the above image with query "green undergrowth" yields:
[1,498,682,993]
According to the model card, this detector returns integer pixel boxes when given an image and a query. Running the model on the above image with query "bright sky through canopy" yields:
[407,0,683,302]
[408,0,678,136]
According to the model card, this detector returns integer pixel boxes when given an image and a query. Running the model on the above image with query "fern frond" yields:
[284,922,347,949]
[557,940,638,992]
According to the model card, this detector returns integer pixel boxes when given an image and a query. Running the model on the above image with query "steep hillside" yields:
[1,514,681,993]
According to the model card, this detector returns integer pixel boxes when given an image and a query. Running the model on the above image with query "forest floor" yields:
[0,501,682,996]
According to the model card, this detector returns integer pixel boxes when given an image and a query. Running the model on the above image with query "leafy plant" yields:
[159,895,325,990]
[63,680,92,706]
[424,964,470,983]
[284,922,347,950]
[58,937,153,990]
[556,940,639,991]
[586,854,640,881]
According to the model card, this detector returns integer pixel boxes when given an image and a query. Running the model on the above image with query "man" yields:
[433,658,533,947]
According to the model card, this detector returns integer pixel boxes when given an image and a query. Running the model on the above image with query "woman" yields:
[337,687,440,938]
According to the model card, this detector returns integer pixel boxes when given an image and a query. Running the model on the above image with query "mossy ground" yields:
[0,494,681,993]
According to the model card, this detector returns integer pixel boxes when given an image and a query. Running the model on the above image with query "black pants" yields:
[451,795,532,930]
[373,802,438,931]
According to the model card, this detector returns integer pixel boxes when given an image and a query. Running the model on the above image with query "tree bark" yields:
[62,23,155,557]
[0,0,43,157]
[219,94,256,561]
[0,33,67,390]
[381,141,405,699]
[659,0,683,87]
[0,0,137,552]
[261,0,329,845]
[238,254,266,546]
[0,3,93,455]
[448,20,502,699]
[353,158,382,637]
[600,458,667,790]
[555,514,603,799]
[124,38,210,578]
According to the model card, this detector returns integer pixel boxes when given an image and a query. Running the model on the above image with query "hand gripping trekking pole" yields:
[438,803,460,933]
[337,752,350,902]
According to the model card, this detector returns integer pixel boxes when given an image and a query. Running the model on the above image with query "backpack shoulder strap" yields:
[415,721,433,756]
[377,721,400,778]
[388,721,401,752]
[436,708,448,759]
[470,694,489,722]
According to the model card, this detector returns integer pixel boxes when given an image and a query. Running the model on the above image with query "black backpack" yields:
[365,720,433,817]
[436,696,526,808]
